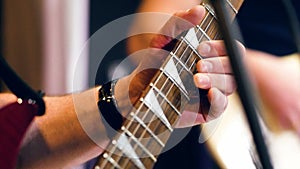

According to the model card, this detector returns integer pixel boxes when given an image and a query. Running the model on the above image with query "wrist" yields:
[98,79,124,138]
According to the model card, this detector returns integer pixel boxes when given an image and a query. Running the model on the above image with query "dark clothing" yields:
[237,0,299,56]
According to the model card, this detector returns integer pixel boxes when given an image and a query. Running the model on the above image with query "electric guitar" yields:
[202,53,300,169]
[92,0,244,168]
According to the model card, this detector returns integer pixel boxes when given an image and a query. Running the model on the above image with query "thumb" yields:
[150,5,206,49]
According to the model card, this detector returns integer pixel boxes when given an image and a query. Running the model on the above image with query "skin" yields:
[0,6,236,168]
[128,0,300,135]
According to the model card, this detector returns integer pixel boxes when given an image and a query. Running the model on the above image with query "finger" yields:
[196,57,233,74]
[150,5,206,48]
[198,40,245,57]
[205,88,228,121]
[194,73,236,95]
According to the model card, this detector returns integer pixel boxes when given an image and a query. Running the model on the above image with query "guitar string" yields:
[98,8,216,169]
[97,0,232,168]
[118,11,216,169]
[98,12,217,169]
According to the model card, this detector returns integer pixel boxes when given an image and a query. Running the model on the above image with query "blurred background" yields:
[0,0,140,95]
[1,0,299,169]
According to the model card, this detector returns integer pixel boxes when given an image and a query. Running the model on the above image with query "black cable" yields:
[210,0,273,168]
[0,0,45,115]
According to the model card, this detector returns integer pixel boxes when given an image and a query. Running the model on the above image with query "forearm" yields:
[17,87,110,169]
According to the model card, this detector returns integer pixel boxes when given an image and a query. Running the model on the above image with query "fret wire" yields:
[173,40,198,73]
[181,37,203,60]
[127,71,179,137]
[118,12,217,168]
[194,11,212,41]
[134,4,219,151]
[171,35,198,74]
[226,0,238,14]
[98,137,125,169]
[170,52,194,76]
[202,2,217,19]
[204,17,220,40]
[97,152,122,169]
[188,57,198,72]
[136,17,223,161]
[130,112,165,147]
[105,4,222,168]
[101,98,149,169]
[203,19,218,40]
[121,126,157,162]
[128,68,184,143]
[118,71,177,168]
[124,71,167,136]
[196,25,212,41]
[120,106,166,168]
[159,69,190,100]
[113,99,150,168]
[174,13,210,72]
[104,16,216,169]
[158,55,190,103]
[97,146,111,168]
[125,59,189,154]
[140,97,174,132]
[150,83,182,116]
[126,10,223,161]
[172,12,211,71]
[196,13,215,43]
[103,153,122,169]
[173,40,191,63]
[96,1,243,168]
[171,8,211,72]
[155,9,217,127]
[186,16,217,73]
[110,20,201,167]
[119,13,218,160]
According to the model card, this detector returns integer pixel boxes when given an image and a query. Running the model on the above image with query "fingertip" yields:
[194,74,211,89]
[178,5,206,26]
[198,42,211,56]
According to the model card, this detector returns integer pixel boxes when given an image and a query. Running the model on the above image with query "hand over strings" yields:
[117,5,241,128]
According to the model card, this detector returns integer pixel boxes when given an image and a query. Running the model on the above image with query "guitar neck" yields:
[94,1,244,169]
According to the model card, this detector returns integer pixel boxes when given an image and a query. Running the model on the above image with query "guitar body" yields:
[203,93,300,169]
[0,101,38,169]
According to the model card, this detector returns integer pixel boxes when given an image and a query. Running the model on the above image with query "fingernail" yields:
[200,61,212,72]
[198,42,211,55]
[196,74,210,88]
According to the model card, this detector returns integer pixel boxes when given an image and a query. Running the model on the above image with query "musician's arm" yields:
[7,6,231,168]
[15,87,107,168]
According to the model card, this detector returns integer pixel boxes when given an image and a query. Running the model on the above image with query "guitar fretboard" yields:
[94,0,243,168]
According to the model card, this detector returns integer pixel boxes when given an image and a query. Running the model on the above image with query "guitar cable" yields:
[210,0,274,168]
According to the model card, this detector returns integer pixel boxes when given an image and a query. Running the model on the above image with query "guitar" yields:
[0,100,39,169]
[93,0,244,168]
[202,53,300,169]
[202,92,300,169]
[0,47,45,169]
